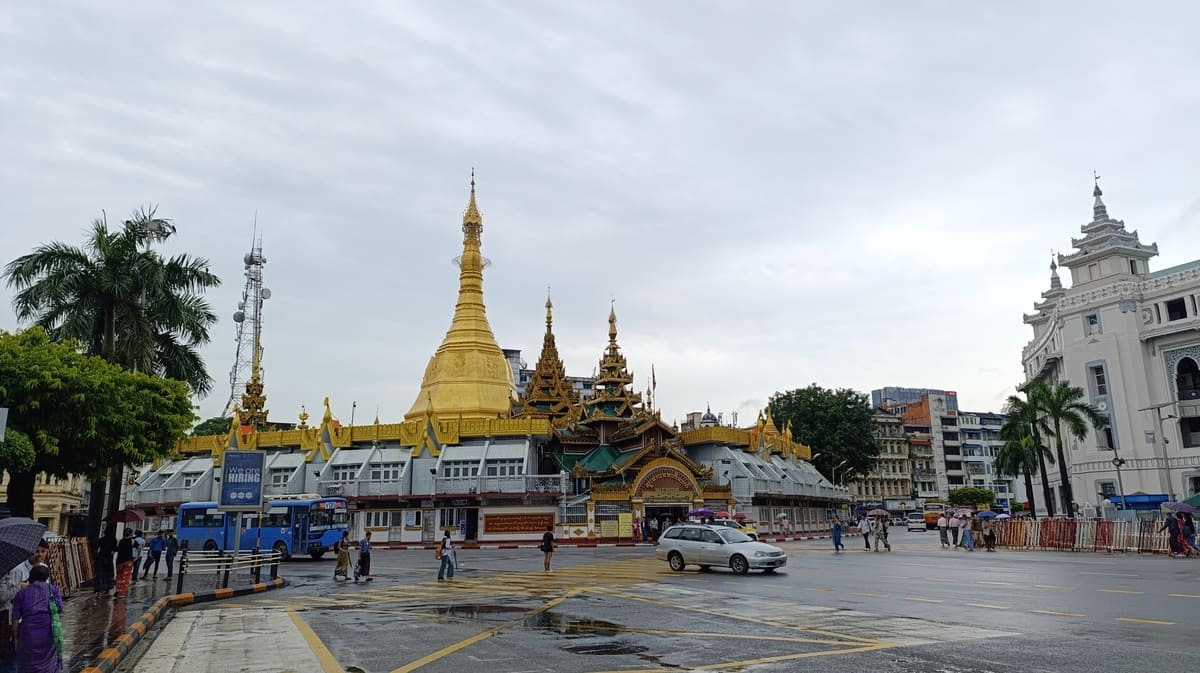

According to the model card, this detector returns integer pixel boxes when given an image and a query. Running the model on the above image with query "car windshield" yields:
[716,528,752,544]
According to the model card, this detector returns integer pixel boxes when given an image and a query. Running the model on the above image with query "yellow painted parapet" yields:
[679,427,751,447]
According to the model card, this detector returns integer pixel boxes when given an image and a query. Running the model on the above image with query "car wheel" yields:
[273,541,290,561]
[668,552,686,572]
[203,540,218,552]
[730,555,749,575]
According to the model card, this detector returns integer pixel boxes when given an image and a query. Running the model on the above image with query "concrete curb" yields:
[78,578,287,673]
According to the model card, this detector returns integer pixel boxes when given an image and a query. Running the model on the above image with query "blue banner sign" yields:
[219,451,265,511]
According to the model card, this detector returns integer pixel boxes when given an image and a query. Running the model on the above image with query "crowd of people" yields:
[93,528,180,600]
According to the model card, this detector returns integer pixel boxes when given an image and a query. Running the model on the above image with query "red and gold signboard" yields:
[484,513,555,534]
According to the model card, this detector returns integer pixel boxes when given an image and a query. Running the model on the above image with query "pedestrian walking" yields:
[437,531,455,580]
[873,517,891,552]
[982,520,996,552]
[0,542,48,673]
[93,527,116,594]
[333,531,351,581]
[163,530,179,582]
[142,531,164,579]
[858,516,872,550]
[114,530,134,600]
[1181,512,1200,555]
[10,565,64,673]
[130,531,145,584]
[648,518,659,543]
[541,525,557,572]
[961,517,975,552]
[937,515,949,548]
[355,531,373,582]
[632,518,641,544]
[831,517,844,552]
[949,515,961,547]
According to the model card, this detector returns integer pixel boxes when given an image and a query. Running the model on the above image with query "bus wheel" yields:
[309,550,325,560]
[203,540,218,551]
[273,541,290,561]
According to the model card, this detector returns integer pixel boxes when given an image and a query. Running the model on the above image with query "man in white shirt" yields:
[948,516,961,548]
[937,515,949,548]
[131,531,145,584]
[857,517,872,550]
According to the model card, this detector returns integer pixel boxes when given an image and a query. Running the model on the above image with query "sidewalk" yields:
[63,576,177,672]
[131,607,327,673]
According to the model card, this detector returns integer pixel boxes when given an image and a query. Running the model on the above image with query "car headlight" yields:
[753,551,768,557]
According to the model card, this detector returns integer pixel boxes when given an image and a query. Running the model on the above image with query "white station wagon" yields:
[655,524,787,575]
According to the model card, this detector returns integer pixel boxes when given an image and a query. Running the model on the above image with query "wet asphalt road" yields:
[209,529,1200,673]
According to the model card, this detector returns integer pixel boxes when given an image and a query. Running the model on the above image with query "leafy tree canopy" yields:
[947,486,996,508]
[769,385,880,483]
[192,416,231,437]
[0,327,195,477]
[0,429,36,475]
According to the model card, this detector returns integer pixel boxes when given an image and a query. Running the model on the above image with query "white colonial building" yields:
[1022,182,1200,514]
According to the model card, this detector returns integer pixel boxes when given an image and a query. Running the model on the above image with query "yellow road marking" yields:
[965,603,1009,610]
[975,580,1012,586]
[903,597,943,604]
[1035,584,1073,590]
[1169,593,1200,599]
[584,642,898,673]
[287,608,346,673]
[1032,609,1085,617]
[852,592,886,598]
[805,587,834,592]
[1117,617,1174,625]
[1097,589,1143,595]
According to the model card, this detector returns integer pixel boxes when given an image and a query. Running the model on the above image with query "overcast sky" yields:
[2,3,1198,430]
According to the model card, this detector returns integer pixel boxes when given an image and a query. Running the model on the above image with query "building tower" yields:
[514,291,578,424]
[406,175,517,420]
[223,235,271,427]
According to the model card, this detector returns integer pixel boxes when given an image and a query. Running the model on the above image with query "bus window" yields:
[263,509,290,528]
[181,509,225,528]
[309,507,348,528]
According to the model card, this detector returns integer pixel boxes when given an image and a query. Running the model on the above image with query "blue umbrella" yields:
[976,511,998,519]
[0,518,47,576]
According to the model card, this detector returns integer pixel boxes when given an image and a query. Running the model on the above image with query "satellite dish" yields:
[233,311,245,323]
[243,253,253,265]
[261,288,272,299]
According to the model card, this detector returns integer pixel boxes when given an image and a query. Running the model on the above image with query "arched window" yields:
[1177,357,1200,400]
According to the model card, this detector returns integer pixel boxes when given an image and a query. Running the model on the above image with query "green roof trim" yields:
[1151,258,1200,279]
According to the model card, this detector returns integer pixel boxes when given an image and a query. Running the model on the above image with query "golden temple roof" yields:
[406,176,517,421]
[580,305,642,422]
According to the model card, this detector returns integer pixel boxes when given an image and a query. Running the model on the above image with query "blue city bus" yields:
[176,496,349,560]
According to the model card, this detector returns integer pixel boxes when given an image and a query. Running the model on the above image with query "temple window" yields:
[331,465,359,482]
[1178,358,1200,401]
[1166,298,1187,321]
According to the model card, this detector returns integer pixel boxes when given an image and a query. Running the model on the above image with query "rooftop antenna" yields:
[222,216,270,425]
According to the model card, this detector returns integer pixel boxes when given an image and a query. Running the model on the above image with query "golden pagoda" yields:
[514,291,578,424]
[406,176,517,421]
[580,305,642,422]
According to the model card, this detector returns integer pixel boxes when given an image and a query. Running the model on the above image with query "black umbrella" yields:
[0,518,47,576]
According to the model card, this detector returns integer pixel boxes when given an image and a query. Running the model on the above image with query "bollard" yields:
[270,551,279,580]
[221,551,232,589]
[176,549,188,595]
[251,545,262,584]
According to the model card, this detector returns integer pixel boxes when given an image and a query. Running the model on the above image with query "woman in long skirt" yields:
[11,565,64,673]
[333,532,351,580]
[93,527,117,593]
[113,529,135,599]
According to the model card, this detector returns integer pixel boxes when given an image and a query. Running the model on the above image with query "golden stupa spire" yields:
[406,174,516,421]
[515,287,577,423]
[582,302,641,420]
[239,340,269,429]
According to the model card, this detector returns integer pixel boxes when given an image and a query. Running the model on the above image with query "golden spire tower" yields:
[406,176,517,420]
[240,342,269,428]
[515,290,578,424]
[581,304,642,420]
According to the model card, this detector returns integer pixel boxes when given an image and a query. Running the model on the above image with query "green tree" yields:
[947,486,996,508]
[0,328,194,518]
[769,385,880,484]
[4,208,219,535]
[995,435,1039,519]
[1003,381,1057,516]
[0,429,37,476]
[192,416,232,437]
[1038,381,1108,518]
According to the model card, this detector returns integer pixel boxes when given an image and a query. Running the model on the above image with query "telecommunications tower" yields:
[222,235,271,427]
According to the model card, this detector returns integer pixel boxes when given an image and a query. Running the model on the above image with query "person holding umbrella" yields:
[114,530,135,599]
[0,518,51,673]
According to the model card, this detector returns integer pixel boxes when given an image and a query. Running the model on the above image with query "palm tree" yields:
[995,434,1039,519]
[1003,381,1056,516]
[4,207,220,535]
[1038,381,1108,518]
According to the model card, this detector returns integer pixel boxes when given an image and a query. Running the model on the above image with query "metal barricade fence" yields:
[992,517,1177,555]
[175,549,282,595]
[45,538,94,596]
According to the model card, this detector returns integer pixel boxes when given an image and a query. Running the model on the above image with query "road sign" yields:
[219,450,265,511]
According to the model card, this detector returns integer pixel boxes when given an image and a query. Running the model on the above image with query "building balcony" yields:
[917,489,940,499]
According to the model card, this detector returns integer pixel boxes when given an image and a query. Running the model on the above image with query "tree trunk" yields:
[105,465,124,521]
[1022,468,1037,520]
[6,470,37,519]
[85,476,108,541]
[1036,446,1056,517]
[1053,422,1075,518]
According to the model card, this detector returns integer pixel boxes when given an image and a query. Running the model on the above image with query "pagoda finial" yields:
[1049,250,1062,290]
[463,168,482,235]
[545,286,553,329]
[608,300,618,343]
[1092,171,1108,221]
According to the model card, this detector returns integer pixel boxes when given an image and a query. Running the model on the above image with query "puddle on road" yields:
[524,611,622,636]
[562,641,648,656]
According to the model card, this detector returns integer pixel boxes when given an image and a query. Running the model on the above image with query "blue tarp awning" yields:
[1107,494,1169,510]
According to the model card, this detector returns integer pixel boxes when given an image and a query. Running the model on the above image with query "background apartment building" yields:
[849,410,914,511]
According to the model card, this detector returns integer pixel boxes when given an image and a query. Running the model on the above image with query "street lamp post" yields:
[1139,402,1178,502]
[831,460,849,485]
[1110,454,1127,515]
